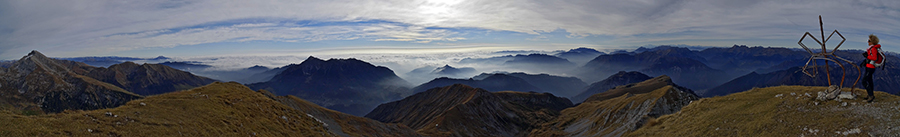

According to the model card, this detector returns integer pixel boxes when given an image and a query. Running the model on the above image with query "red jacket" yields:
[866,44,883,68]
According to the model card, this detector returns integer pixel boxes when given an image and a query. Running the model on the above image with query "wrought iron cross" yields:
[797,15,861,92]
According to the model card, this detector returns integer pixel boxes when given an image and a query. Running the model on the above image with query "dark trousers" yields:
[862,67,875,97]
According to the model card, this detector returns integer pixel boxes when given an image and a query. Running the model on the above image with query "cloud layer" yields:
[2,0,899,59]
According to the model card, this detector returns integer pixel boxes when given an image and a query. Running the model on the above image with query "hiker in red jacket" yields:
[861,34,882,103]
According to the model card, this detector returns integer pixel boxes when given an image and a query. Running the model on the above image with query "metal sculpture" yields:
[797,15,862,100]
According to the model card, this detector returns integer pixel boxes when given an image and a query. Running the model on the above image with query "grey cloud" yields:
[2,0,900,59]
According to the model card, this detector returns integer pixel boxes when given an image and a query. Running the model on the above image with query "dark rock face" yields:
[571,71,652,103]
[81,62,218,96]
[530,76,699,137]
[247,56,412,116]
[366,84,573,136]
[0,51,142,113]
[474,72,587,97]
[412,74,541,93]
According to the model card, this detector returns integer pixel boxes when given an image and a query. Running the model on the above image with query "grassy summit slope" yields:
[0,82,333,136]
[629,86,900,136]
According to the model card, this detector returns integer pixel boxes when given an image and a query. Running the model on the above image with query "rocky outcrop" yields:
[571,71,652,103]
[367,84,573,136]
[530,76,699,136]
[0,51,142,113]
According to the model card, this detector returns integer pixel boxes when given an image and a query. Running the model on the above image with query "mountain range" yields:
[78,62,218,96]
[530,75,699,136]
[554,47,606,65]
[472,72,587,98]
[0,51,142,113]
[460,53,577,73]
[366,84,573,136]
[247,56,413,116]
[0,51,219,114]
[5,46,900,136]
[57,56,170,67]
[412,74,541,94]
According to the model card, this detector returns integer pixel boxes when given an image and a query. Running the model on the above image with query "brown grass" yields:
[628,86,900,136]
[0,82,334,136]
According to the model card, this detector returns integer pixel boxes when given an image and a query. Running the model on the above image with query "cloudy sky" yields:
[1,0,899,60]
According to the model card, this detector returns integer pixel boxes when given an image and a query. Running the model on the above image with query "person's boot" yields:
[867,96,875,103]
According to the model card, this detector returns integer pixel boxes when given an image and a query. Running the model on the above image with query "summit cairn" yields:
[796,16,862,101]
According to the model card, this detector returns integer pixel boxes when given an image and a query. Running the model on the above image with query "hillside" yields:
[0,51,142,113]
[571,71,652,103]
[629,86,900,136]
[367,84,573,136]
[0,82,335,136]
[530,75,699,136]
[81,62,218,96]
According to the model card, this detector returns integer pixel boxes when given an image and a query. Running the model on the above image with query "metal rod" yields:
[819,16,832,86]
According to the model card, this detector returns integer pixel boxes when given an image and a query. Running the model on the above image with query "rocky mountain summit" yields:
[367,84,573,136]
[530,75,699,136]
[0,51,142,113]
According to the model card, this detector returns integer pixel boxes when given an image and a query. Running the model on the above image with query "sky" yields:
[1,0,900,60]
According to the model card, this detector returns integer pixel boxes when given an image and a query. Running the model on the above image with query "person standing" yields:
[861,34,883,103]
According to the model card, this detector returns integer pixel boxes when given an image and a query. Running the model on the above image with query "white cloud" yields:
[2,0,900,59]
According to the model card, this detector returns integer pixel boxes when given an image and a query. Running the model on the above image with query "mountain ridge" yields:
[247,56,412,116]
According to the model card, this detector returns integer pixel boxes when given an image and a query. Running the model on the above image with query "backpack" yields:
[869,47,886,69]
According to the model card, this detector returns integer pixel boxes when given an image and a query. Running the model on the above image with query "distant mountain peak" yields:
[152,56,169,60]
[567,47,601,53]
[247,65,269,70]
[27,50,42,56]
[305,56,325,62]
